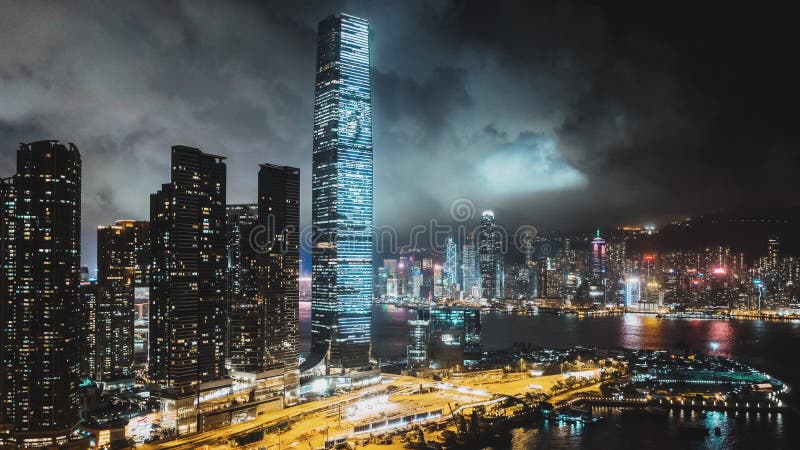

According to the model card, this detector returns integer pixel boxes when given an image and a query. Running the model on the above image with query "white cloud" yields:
[477,133,587,194]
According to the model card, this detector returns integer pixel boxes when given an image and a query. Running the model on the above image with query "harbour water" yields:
[300,303,800,448]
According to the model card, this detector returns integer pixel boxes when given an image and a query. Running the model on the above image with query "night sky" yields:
[1,1,799,269]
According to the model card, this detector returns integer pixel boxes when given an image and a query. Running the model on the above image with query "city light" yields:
[0,4,797,449]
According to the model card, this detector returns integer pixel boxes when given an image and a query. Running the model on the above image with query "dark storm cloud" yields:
[1,0,798,267]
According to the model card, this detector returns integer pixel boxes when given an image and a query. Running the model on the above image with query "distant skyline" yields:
[2,1,799,270]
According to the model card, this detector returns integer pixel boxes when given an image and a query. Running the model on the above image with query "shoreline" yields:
[368,301,800,323]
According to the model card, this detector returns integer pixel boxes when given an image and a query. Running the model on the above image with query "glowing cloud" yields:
[477,132,587,194]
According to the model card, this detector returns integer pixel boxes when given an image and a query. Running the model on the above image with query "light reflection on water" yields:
[301,305,800,386]
[506,408,791,450]
[298,305,800,447]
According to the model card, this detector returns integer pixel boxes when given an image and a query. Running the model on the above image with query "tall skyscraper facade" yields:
[226,204,259,301]
[443,237,458,288]
[478,211,502,299]
[310,13,374,372]
[1,141,82,445]
[78,280,98,380]
[591,229,607,280]
[95,220,148,382]
[257,164,300,388]
[461,234,479,297]
[225,203,260,372]
[0,177,16,435]
[149,146,227,392]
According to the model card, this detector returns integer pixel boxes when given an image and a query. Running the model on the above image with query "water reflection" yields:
[296,306,799,447]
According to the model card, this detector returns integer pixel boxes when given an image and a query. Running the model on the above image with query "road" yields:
[142,372,607,449]
[142,375,422,450]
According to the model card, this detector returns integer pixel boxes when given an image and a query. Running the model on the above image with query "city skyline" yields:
[1,3,800,449]
[4,1,800,271]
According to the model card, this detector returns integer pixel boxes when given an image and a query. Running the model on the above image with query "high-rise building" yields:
[767,236,780,272]
[225,204,259,301]
[95,220,148,383]
[226,166,300,403]
[433,265,444,298]
[412,267,423,299]
[625,276,641,307]
[78,280,98,380]
[407,317,429,369]
[149,146,227,392]
[426,307,482,369]
[384,258,398,280]
[478,211,502,299]
[386,278,398,297]
[0,177,16,433]
[376,267,389,297]
[309,13,374,374]
[591,229,607,281]
[1,141,82,446]
[256,164,300,391]
[398,256,410,296]
[443,237,458,288]
[461,234,479,297]
[226,204,260,373]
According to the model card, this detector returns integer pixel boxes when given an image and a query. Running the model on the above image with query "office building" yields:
[591,229,607,281]
[478,211,502,299]
[309,13,374,374]
[461,235,479,297]
[443,237,458,287]
[425,307,482,369]
[407,318,429,369]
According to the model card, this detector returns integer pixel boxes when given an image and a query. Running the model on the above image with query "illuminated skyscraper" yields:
[225,204,260,372]
[309,13,374,373]
[478,211,502,299]
[149,146,227,392]
[443,237,458,288]
[427,307,482,369]
[461,234,479,297]
[383,259,398,280]
[256,164,300,391]
[225,204,259,301]
[0,177,15,437]
[1,141,82,445]
[433,264,444,298]
[95,220,148,383]
[407,317,429,369]
[767,236,780,271]
[412,267,423,299]
[591,229,607,280]
[78,280,98,380]
[625,276,641,307]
